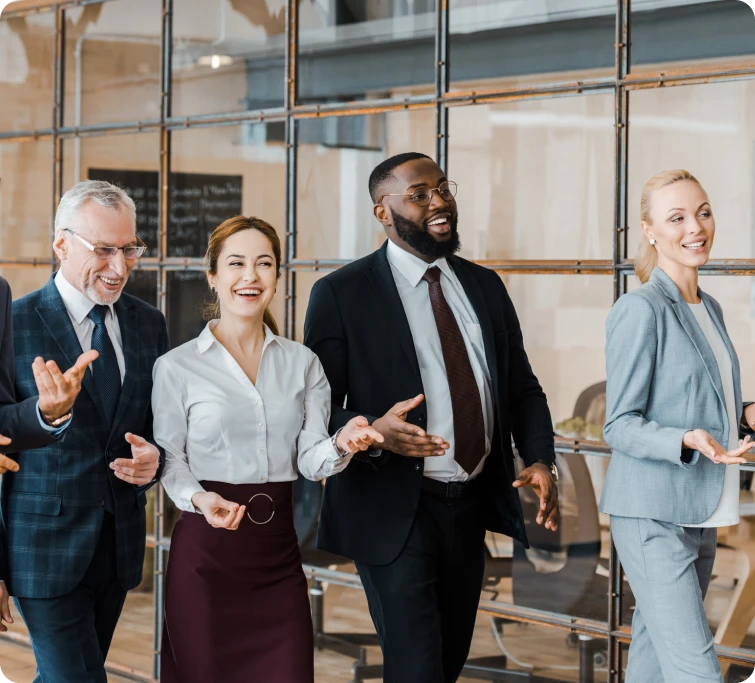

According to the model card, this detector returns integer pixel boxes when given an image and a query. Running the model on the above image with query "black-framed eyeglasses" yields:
[378,180,458,207]
[64,229,147,260]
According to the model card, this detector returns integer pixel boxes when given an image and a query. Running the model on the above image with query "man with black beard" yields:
[304,152,559,683]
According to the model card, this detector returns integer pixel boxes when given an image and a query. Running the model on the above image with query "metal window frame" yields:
[2,0,755,681]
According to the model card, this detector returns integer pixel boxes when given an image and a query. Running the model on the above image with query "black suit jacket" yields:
[304,242,555,566]
[0,276,63,583]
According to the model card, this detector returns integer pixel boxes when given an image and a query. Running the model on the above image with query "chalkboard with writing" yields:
[87,169,243,258]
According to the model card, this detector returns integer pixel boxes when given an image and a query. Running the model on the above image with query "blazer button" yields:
[415,464,421,471]
[96,498,105,507]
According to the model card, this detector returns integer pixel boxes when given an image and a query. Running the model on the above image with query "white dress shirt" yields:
[152,321,352,513]
[54,271,125,382]
[684,302,739,528]
[386,239,494,482]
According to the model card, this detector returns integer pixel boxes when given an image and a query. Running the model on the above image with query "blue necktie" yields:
[88,305,120,515]
[88,305,121,425]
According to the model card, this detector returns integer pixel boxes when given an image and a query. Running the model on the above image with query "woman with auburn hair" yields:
[600,170,755,682]
[152,216,383,682]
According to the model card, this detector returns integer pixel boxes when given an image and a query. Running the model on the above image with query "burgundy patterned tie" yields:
[422,267,486,474]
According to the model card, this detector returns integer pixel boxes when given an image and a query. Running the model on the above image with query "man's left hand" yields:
[513,463,559,531]
[110,433,159,486]
[0,581,13,632]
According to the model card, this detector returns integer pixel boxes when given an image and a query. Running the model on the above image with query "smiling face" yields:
[53,199,137,305]
[374,157,460,262]
[642,179,715,272]
[207,228,278,322]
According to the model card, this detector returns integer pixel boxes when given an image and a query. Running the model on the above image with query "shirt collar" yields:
[54,270,115,325]
[385,238,454,288]
[197,320,280,354]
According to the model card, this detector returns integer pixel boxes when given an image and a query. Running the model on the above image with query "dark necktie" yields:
[422,267,486,474]
[88,305,121,425]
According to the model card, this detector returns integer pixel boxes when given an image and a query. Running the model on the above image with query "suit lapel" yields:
[110,298,138,439]
[448,256,499,403]
[364,243,422,384]
[35,276,105,421]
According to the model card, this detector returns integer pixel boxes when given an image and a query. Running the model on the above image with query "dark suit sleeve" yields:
[134,314,170,493]
[304,278,379,434]
[500,278,555,467]
[0,279,60,454]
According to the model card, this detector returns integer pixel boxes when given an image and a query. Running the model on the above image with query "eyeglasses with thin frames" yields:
[378,180,458,207]
[64,228,147,260]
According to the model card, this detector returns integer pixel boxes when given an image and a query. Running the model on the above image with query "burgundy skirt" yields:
[160,481,314,683]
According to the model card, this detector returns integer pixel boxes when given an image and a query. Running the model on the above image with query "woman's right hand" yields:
[683,429,751,464]
[191,492,246,530]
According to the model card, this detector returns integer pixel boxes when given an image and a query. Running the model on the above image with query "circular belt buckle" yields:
[246,492,275,525]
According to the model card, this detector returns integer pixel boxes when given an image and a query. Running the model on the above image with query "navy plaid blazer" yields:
[1,274,169,599]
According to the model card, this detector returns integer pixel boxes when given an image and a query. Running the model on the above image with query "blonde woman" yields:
[600,170,754,682]
[152,217,383,683]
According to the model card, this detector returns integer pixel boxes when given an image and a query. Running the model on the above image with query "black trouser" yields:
[356,486,487,683]
[15,514,128,683]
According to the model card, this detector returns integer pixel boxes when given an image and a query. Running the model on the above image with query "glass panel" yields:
[123,268,158,307]
[0,10,54,132]
[0,266,53,299]
[166,270,210,348]
[63,1,161,127]
[0,139,53,260]
[626,81,755,261]
[296,111,435,262]
[170,124,285,258]
[62,133,161,256]
[449,95,615,261]
[172,0,285,116]
[298,0,435,103]
[449,0,614,89]
[630,0,755,71]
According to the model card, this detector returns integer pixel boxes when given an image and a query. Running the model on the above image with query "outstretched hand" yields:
[371,394,449,458]
[336,416,385,454]
[513,463,559,531]
[35,349,98,424]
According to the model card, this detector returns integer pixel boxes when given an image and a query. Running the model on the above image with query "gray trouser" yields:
[610,515,722,683]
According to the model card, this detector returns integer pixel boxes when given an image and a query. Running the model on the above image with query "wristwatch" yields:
[537,460,559,483]
[331,428,350,458]
[46,412,72,428]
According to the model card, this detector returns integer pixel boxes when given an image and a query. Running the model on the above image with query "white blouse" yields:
[152,321,351,513]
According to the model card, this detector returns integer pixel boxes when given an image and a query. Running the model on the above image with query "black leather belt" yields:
[420,476,481,499]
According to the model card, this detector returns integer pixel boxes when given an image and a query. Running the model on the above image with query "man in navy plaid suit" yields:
[2,180,170,683]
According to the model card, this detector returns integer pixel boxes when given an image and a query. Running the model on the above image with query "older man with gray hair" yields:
[2,180,169,683]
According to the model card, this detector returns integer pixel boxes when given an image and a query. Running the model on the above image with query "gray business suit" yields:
[600,267,744,683]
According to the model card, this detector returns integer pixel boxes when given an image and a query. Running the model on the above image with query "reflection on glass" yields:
[298,0,435,102]
[0,11,54,132]
[449,94,615,261]
[0,267,53,300]
[630,0,755,69]
[170,124,286,258]
[62,134,161,256]
[173,0,285,116]
[0,140,53,260]
[63,1,161,127]
[627,80,755,260]
[449,0,613,87]
[296,111,435,262]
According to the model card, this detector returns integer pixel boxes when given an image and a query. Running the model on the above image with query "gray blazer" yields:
[599,267,744,524]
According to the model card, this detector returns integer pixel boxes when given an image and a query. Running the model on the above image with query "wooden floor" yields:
[1,544,755,683]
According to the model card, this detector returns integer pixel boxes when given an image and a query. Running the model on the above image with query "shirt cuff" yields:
[36,401,70,435]
[180,483,207,513]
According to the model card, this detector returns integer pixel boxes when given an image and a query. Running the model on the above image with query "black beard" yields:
[391,209,461,261]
